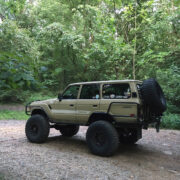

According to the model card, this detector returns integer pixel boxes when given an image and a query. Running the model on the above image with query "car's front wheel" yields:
[86,121,119,156]
[25,114,50,143]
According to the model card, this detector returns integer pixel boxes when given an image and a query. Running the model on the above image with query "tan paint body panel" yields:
[100,99,139,123]
[50,99,77,122]
[76,99,100,123]
[29,80,142,124]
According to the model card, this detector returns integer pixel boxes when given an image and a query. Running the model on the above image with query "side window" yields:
[80,84,100,99]
[62,85,80,99]
[102,83,131,99]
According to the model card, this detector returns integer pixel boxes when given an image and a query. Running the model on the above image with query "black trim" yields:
[51,121,142,128]
[50,121,86,126]
[112,115,137,118]
[115,122,142,128]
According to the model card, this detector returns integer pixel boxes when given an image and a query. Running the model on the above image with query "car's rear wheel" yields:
[25,114,50,143]
[86,121,119,156]
[59,125,79,137]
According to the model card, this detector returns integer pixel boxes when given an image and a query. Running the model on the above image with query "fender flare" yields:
[31,107,49,119]
[87,112,115,125]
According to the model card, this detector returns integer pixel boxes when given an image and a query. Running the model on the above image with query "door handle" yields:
[93,105,98,107]
[70,104,74,107]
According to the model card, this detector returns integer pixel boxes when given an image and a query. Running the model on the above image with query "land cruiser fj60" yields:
[25,78,166,156]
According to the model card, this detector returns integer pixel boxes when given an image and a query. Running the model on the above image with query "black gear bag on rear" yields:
[141,78,167,114]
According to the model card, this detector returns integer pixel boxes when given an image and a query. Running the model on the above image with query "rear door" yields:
[76,84,100,124]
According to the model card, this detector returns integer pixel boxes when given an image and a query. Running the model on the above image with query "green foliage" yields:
[161,113,180,130]
[25,92,55,104]
[0,90,28,102]
[0,0,179,129]
[157,66,180,114]
[0,52,38,102]
[0,20,39,61]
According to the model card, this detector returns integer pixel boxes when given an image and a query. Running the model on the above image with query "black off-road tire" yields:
[25,114,50,143]
[141,78,166,114]
[59,125,79,137]
[86,121,119,157]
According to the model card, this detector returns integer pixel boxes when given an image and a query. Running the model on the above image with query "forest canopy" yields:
[0,0,179,126]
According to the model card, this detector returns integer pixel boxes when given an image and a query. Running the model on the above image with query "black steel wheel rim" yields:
[94,132,106,146]
[30,124,39,135]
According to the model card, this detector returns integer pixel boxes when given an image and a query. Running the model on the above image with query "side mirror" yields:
[58,93,62,101]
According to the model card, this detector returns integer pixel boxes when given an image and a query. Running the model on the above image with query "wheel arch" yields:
[31,108,48,120]
[87,112,115,125]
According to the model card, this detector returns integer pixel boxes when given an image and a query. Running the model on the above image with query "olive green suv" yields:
[25,79,166,156]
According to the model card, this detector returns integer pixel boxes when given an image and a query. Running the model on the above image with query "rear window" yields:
[102,83,131,99]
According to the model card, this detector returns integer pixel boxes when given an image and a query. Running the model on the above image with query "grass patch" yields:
[0,110,28,120]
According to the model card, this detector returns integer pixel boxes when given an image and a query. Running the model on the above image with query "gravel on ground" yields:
[0,120,180,180]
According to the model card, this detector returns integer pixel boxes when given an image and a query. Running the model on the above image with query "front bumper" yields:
[25,102,32,115]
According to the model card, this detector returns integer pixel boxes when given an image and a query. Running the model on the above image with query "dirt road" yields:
[0,120,180,180]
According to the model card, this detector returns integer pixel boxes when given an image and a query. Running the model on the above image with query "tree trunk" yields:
[133,5,137,80]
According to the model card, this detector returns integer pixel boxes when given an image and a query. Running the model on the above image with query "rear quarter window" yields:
[102,83,131,99]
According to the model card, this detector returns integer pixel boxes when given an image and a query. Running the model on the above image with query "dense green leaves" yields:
[0,0,179,124]
[0,52,37,101]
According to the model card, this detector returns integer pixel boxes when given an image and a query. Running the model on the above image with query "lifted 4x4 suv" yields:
[25,79,166,156]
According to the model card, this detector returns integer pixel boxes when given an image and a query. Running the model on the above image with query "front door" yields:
[51,85,80,122]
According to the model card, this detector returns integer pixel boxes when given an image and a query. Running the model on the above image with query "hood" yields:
[30,98,57,106]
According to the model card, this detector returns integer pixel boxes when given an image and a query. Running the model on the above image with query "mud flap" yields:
[155,119,161,133]
[137,127,142,140]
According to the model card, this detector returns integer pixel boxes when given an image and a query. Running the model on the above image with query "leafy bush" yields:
[161,113,180,130]
[157,66,180,114]
[0,52,38,102]
[0,90,29,102]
